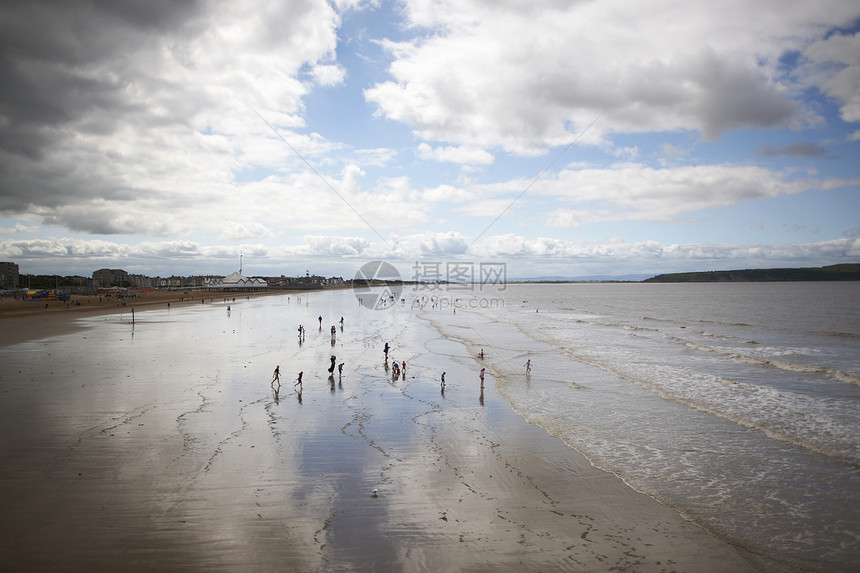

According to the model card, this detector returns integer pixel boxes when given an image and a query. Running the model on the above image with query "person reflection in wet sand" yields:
[479,387,484,406]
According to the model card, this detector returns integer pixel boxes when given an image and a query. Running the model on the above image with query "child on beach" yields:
[525,359,531,374]
[441,372,446,389]
[295,371,303,390]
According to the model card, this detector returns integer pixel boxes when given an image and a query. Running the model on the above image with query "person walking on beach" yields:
[329,355,337,374]
[271,365,281,397]
[441,372,446,389]
[318,315,323,328]
[525,359,531,374]
[295,371,303,402]
[383,342,390,359]
[479,368,485,389]
[338,362,344,380]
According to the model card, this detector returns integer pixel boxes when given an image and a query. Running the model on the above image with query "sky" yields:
[1,0,859,281]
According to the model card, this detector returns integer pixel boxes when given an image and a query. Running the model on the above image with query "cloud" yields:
[310,64,346,86]
[802,30,860,122]
[0,0,341,231]
[534,163,858,225]
[353,147,398,166]
[4,231,859,278]
[470,233,860,271]
[302,235,371,256]
[419,162,858,227]
[219,221,272,241]
[0,223,37,234]
[760,141,827,157]
[421,184,476,203]
[365,1,858,152]
[0,1,856,282]
[416,143,494,165]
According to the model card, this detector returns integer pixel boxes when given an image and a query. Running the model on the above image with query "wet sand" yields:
[0,290,758,571]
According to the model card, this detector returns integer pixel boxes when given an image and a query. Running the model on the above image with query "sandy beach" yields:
[0,289,283,346]
[0,289,759,572]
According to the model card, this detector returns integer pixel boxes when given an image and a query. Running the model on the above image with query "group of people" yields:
[271,366,305,400]
[271,327,534,402]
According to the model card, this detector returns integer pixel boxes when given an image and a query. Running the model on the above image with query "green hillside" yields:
[643,264,860,283]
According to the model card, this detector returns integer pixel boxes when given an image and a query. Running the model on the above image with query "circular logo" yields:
[353,261,402,310]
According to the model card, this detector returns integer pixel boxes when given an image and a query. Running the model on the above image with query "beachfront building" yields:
[209,271,268,291]
[0,262,19,289]
[93,268,130,288]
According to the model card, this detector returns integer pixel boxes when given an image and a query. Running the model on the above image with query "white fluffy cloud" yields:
[6,231,857,278]
[417,143,494,165]
[536,164,859,225]
[366,0,859,150]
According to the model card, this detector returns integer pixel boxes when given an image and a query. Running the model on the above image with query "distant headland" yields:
[642,264,860,282]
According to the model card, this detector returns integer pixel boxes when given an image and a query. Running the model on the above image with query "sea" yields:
[414,281,859,572]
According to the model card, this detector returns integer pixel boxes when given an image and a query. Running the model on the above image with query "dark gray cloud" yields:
[0,1,203,150]
[0,0,337,233]
[0,0,209,219]
[760,141,828,157]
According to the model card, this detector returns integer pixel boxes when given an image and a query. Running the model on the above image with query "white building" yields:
[210,271,268,291]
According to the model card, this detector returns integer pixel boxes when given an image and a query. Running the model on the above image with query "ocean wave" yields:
[624,325,659,332]
[585,362,860,465]
[661,333,859,388]
[734,355,860,385]
[812,330,860,340]
[833,370,860,386]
